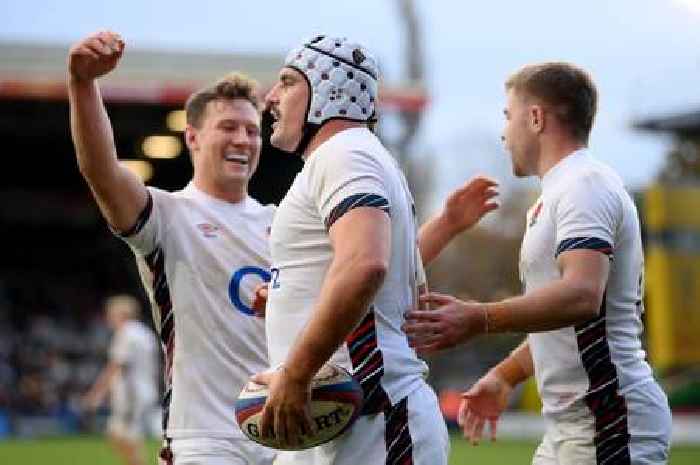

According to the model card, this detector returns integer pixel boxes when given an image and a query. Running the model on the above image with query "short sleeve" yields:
[307,148,391,230]
[109,329,131,365]
[554,174,620,258]
[115,187,171,255]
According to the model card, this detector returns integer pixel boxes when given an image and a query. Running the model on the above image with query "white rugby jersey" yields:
[520,149,654,421]
[109,320,159,410]
[119,183,274,439]
[266,127,428,414]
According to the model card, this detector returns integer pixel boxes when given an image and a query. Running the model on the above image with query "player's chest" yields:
[520,198,558,283]
[170,208,271,269]
[270,180,327,254]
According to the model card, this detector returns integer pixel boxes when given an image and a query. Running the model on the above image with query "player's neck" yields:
[192,177,247,204]
[536,137,586,179]
[302,120,366,160]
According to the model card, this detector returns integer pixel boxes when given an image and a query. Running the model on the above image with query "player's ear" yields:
[185,124,199,153]
[529,105,545,134]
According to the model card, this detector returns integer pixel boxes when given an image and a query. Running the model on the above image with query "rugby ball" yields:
[235,363,363,450]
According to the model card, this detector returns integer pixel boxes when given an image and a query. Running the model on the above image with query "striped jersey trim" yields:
[119,191,154,238]
[161,387,172,432]
[575,295,631,465]
[556,237,613,258]
[144,245,174,434]
[345,306,391,415]
[384,396,413,465]
[325,193,390,230]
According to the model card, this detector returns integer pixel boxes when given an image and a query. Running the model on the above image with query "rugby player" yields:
[84,295,158,465]
[405,62,672,465]
[257,36,469,465]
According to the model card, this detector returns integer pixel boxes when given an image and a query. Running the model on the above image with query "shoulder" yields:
[554,158,623,206]
[309,147,385,184]
[147,185,175,200]
[126,322,154,343]
[550,157,626,240]
[121,321,140,337]
[312,128,384,165]
[151,186,209,222]
[145,186,195,213]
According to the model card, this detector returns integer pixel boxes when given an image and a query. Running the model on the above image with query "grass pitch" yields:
[0,434,697,464]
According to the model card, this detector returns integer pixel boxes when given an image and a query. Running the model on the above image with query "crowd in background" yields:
[0,279,157,423]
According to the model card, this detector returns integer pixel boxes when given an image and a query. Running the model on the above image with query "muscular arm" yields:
[283,207,390,384]
[406,249,610,353]
[486,249,610,332]
[485,180,617,333]
[68,32,148,233]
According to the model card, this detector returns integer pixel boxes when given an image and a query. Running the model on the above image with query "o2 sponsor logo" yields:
[228,266,270,316]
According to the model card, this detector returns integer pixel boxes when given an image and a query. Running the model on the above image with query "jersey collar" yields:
[183,182,249,209]
[541,148,588,191]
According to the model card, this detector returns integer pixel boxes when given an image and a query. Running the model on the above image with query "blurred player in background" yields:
[68,30,496,465]
[405,62,672,465]
[254,35,498,465]
[83,295,158,465]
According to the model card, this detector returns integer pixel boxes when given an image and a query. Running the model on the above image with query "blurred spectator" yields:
[2,279,158,433]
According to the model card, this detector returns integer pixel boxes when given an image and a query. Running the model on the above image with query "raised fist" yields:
[68,31,124,82]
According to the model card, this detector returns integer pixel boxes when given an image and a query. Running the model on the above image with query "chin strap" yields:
[294,123,321,156]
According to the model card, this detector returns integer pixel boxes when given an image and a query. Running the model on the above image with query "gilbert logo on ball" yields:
[235,363,363,450]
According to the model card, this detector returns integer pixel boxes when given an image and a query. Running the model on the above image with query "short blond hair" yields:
[506,62,597,144]
[185,72,260,128]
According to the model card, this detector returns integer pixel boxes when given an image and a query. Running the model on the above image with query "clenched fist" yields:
[68,31,124,82]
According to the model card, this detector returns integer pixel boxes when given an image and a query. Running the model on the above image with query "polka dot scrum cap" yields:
[284,35,379,127]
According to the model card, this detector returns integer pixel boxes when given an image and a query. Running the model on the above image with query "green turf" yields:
[0,435,697,464]
[449,436,537,464]
[0,436,161,465]
[449,434,700,465]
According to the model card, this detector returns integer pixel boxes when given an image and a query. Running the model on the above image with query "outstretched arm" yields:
[68,31,148,233]
[83,361,122,411]
[404,249,609,352]
[418,176,498,266]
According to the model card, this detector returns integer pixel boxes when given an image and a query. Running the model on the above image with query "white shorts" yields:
[170,437,276,465]
[533,381,671,465]
[273,381,449,465]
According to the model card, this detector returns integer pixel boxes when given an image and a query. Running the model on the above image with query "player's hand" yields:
[440,176,499,234]
[252,283,268,318]
[252,367,314,447]
[68,31,124,82]
[458,371,513,445]
[403,293,487,354]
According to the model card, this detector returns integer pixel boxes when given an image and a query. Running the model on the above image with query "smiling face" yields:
[265,67,310,152]
[185,98,261,192]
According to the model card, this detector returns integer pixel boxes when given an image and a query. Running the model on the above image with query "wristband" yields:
[484,303,514,333]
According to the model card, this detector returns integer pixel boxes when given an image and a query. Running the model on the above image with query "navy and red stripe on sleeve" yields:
[556,237,613,258]
[324,193,390,230]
